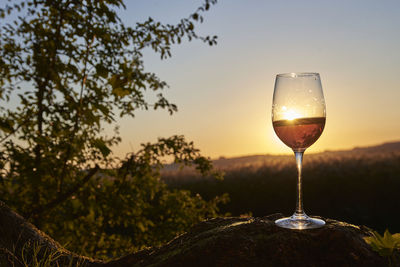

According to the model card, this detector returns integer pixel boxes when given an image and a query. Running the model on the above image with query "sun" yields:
[281,106,302,121]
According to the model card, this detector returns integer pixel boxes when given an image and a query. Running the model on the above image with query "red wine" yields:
[273,117,325,150]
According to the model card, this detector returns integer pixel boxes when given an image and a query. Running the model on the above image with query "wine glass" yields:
[272,72,326,229]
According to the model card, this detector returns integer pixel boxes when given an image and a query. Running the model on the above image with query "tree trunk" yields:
[0,201,389,266]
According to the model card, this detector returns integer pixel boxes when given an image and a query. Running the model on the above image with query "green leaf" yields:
[0,119,14,133]
[364,229,400,257]
[112,87,130,97]
[93,139,111,157]
[95,64,109,78]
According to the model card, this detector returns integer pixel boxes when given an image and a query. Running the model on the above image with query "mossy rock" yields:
[107,214,388,267]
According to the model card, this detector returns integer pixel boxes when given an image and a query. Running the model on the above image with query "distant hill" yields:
[351,141,400,153]
[215,141,400,168]
[162,141,400,173]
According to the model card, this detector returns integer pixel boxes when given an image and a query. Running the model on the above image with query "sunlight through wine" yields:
[273,117,325,151]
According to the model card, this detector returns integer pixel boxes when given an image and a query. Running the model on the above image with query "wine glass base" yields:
[275,214,325,230]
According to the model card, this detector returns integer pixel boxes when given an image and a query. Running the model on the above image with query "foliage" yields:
[364,229,400,266]
[0,0,224,259]
[364,230,400,257]
[42,135,228,258]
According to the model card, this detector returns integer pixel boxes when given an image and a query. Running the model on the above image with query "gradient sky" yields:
[111,0,400,159]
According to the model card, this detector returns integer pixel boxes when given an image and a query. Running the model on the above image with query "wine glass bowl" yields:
[272,72,326,229]
[272,117,325,152]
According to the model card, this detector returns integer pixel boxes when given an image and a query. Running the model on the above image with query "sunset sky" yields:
[113,0,400,159]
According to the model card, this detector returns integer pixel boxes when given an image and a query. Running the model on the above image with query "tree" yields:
[0,0,226,258]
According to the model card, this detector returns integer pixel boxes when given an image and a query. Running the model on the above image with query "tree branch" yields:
[59,21,95,193]
[31,165,100,218]
[0,116,31,144]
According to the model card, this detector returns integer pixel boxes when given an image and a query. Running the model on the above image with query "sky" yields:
[110,0,400,159]
[5,0,396,159]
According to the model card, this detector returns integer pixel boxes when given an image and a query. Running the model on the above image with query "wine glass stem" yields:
[294,151,305,216]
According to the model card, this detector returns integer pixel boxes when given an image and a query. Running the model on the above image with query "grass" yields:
[0,242,88,267]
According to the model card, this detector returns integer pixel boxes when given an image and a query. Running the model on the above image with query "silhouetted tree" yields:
[0,0,226,258]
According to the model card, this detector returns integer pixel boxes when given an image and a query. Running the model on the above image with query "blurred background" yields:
[121,0,400,233]
[1,0,399,260]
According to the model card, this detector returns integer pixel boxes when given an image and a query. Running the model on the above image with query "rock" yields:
[107,214,388,267]
[0,201,390,266]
